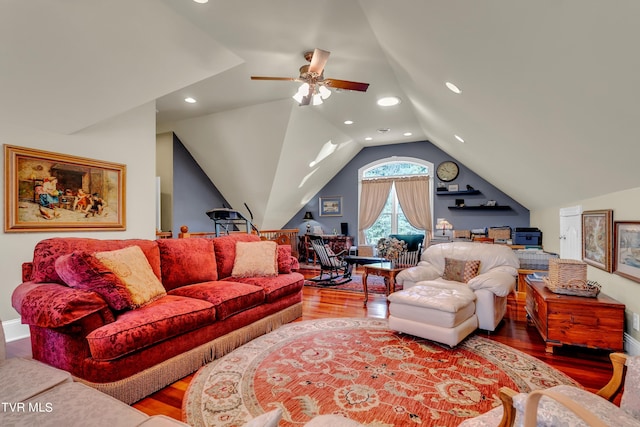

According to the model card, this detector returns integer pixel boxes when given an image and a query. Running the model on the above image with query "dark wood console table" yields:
[525,276,625,353]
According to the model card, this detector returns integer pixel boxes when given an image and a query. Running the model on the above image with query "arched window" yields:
[358,157,433,245]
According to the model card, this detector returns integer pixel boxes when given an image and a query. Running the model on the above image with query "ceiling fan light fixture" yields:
[377,96,401,107]
[318,85,331,99]
[292,83,310,103]
[312,93,323,105]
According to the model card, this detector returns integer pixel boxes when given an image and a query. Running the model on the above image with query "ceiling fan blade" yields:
[250,76,297,81]
[324,78,370,92]
[308,49,330,75]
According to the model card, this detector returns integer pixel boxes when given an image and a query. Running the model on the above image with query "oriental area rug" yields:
[183,318,577,427]
[304,274,400,295]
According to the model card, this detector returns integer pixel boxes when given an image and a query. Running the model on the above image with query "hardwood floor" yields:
[6,270,618,422]
[132,285,617,420]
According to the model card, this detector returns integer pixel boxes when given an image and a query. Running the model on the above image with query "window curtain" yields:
[395,175,431,246]
[358,178,393,244]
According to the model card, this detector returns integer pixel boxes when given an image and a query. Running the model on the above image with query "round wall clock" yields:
[436,161,459,182]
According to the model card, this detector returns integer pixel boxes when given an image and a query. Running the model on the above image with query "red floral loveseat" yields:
[11,234,303,404]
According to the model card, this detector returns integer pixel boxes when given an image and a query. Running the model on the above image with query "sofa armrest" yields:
[15,282,114,329]
[395,263,441,286]
[467,269,516,297]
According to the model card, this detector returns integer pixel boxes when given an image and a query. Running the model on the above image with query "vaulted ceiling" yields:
[3,1,639,229]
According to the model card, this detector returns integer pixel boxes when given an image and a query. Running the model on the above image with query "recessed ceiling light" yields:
[377,128,391,133]
[403,132,412,137]
[193,0,209,3]
[344,120,354,125]
[365,137,373,141]
[184,97,197,104]
[446,82,462,94]
[377,96,401,107]
[455,134,465,143]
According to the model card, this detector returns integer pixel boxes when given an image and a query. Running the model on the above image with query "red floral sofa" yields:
[11,234,304,404]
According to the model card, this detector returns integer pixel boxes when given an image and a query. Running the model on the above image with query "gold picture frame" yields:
[581,209,613,272]
[4,144,126,232]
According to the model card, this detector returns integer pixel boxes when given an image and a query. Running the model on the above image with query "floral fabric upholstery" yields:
[459,384,640,427]
[277,245,294,274]
[54,250,136,311]
[12,235,304,401]
[86,295,215,361]
[621,356,640,419]
[157,238,218,290]
[224,272,304,303]
[19,283,112,328]
[30,238,161,284]
[169,281,265,320]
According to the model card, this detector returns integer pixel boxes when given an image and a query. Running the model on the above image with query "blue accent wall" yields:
[172,134,229,233]
[283,140,530,242]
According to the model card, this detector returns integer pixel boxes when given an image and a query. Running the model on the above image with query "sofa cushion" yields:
[31,238,161,284]
[94,245,167,308]
[86,295,215,361]
[442,258,481,283]
[157,238,218,291]
[213,234,262,279]
[20,284,111,328]
[225,272,304,303]
[55,251,135,311]
[168,281,265,320]
[277,245,293,274]
[232,241,278,278]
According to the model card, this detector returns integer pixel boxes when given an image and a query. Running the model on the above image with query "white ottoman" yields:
[387,284,478,347]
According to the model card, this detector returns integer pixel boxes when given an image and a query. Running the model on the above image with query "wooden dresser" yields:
[525,277,625,353]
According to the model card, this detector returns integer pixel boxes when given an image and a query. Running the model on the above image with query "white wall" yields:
[0,102,158,331]
[531,186,640,343]
[156,132,174,232]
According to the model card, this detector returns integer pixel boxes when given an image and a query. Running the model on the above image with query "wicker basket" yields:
[544,258,600,297]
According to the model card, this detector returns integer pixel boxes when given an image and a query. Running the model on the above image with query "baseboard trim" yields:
[2,318,30,342]
[624,332,640,356]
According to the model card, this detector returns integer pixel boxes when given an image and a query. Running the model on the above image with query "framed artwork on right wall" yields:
[582,209,613,272]
[614,221,640,283]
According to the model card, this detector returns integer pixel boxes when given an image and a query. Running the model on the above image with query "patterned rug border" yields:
[184,318,578,427]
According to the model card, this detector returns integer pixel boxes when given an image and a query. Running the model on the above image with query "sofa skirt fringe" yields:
[75,302,303,405]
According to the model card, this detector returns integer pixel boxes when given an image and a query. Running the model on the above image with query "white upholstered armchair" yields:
[395,242,519,331]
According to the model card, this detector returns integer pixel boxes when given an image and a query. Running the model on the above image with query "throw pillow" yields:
[442,258,481,283]
[277,244,293,274]
[94,245,167,308]
[231,241,278,278]
[55,251,134,310]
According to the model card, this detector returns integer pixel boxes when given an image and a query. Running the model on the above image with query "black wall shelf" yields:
[448,205,511,210]
[436,190,481,196]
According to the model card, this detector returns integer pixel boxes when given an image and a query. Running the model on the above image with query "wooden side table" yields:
[362,262,404,307]
[525,276,625,353]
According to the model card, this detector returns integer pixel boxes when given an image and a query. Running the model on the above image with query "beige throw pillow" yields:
[94,245,166,307]
[232,241,278,278]
[442,257,481,283]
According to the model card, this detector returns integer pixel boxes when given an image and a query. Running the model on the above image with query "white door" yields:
[559,205,582,259]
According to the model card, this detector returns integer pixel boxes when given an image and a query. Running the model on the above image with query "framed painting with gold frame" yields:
[4,144,126,232]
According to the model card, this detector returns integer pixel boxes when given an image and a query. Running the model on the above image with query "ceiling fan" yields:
[251,48,370,106]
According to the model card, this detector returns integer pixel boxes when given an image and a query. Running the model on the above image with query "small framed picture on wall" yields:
[319,196,343,217]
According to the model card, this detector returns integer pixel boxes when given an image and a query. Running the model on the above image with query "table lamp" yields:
[303,211,314,233]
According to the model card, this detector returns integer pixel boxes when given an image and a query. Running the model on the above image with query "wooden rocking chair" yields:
[308,235,352,285]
